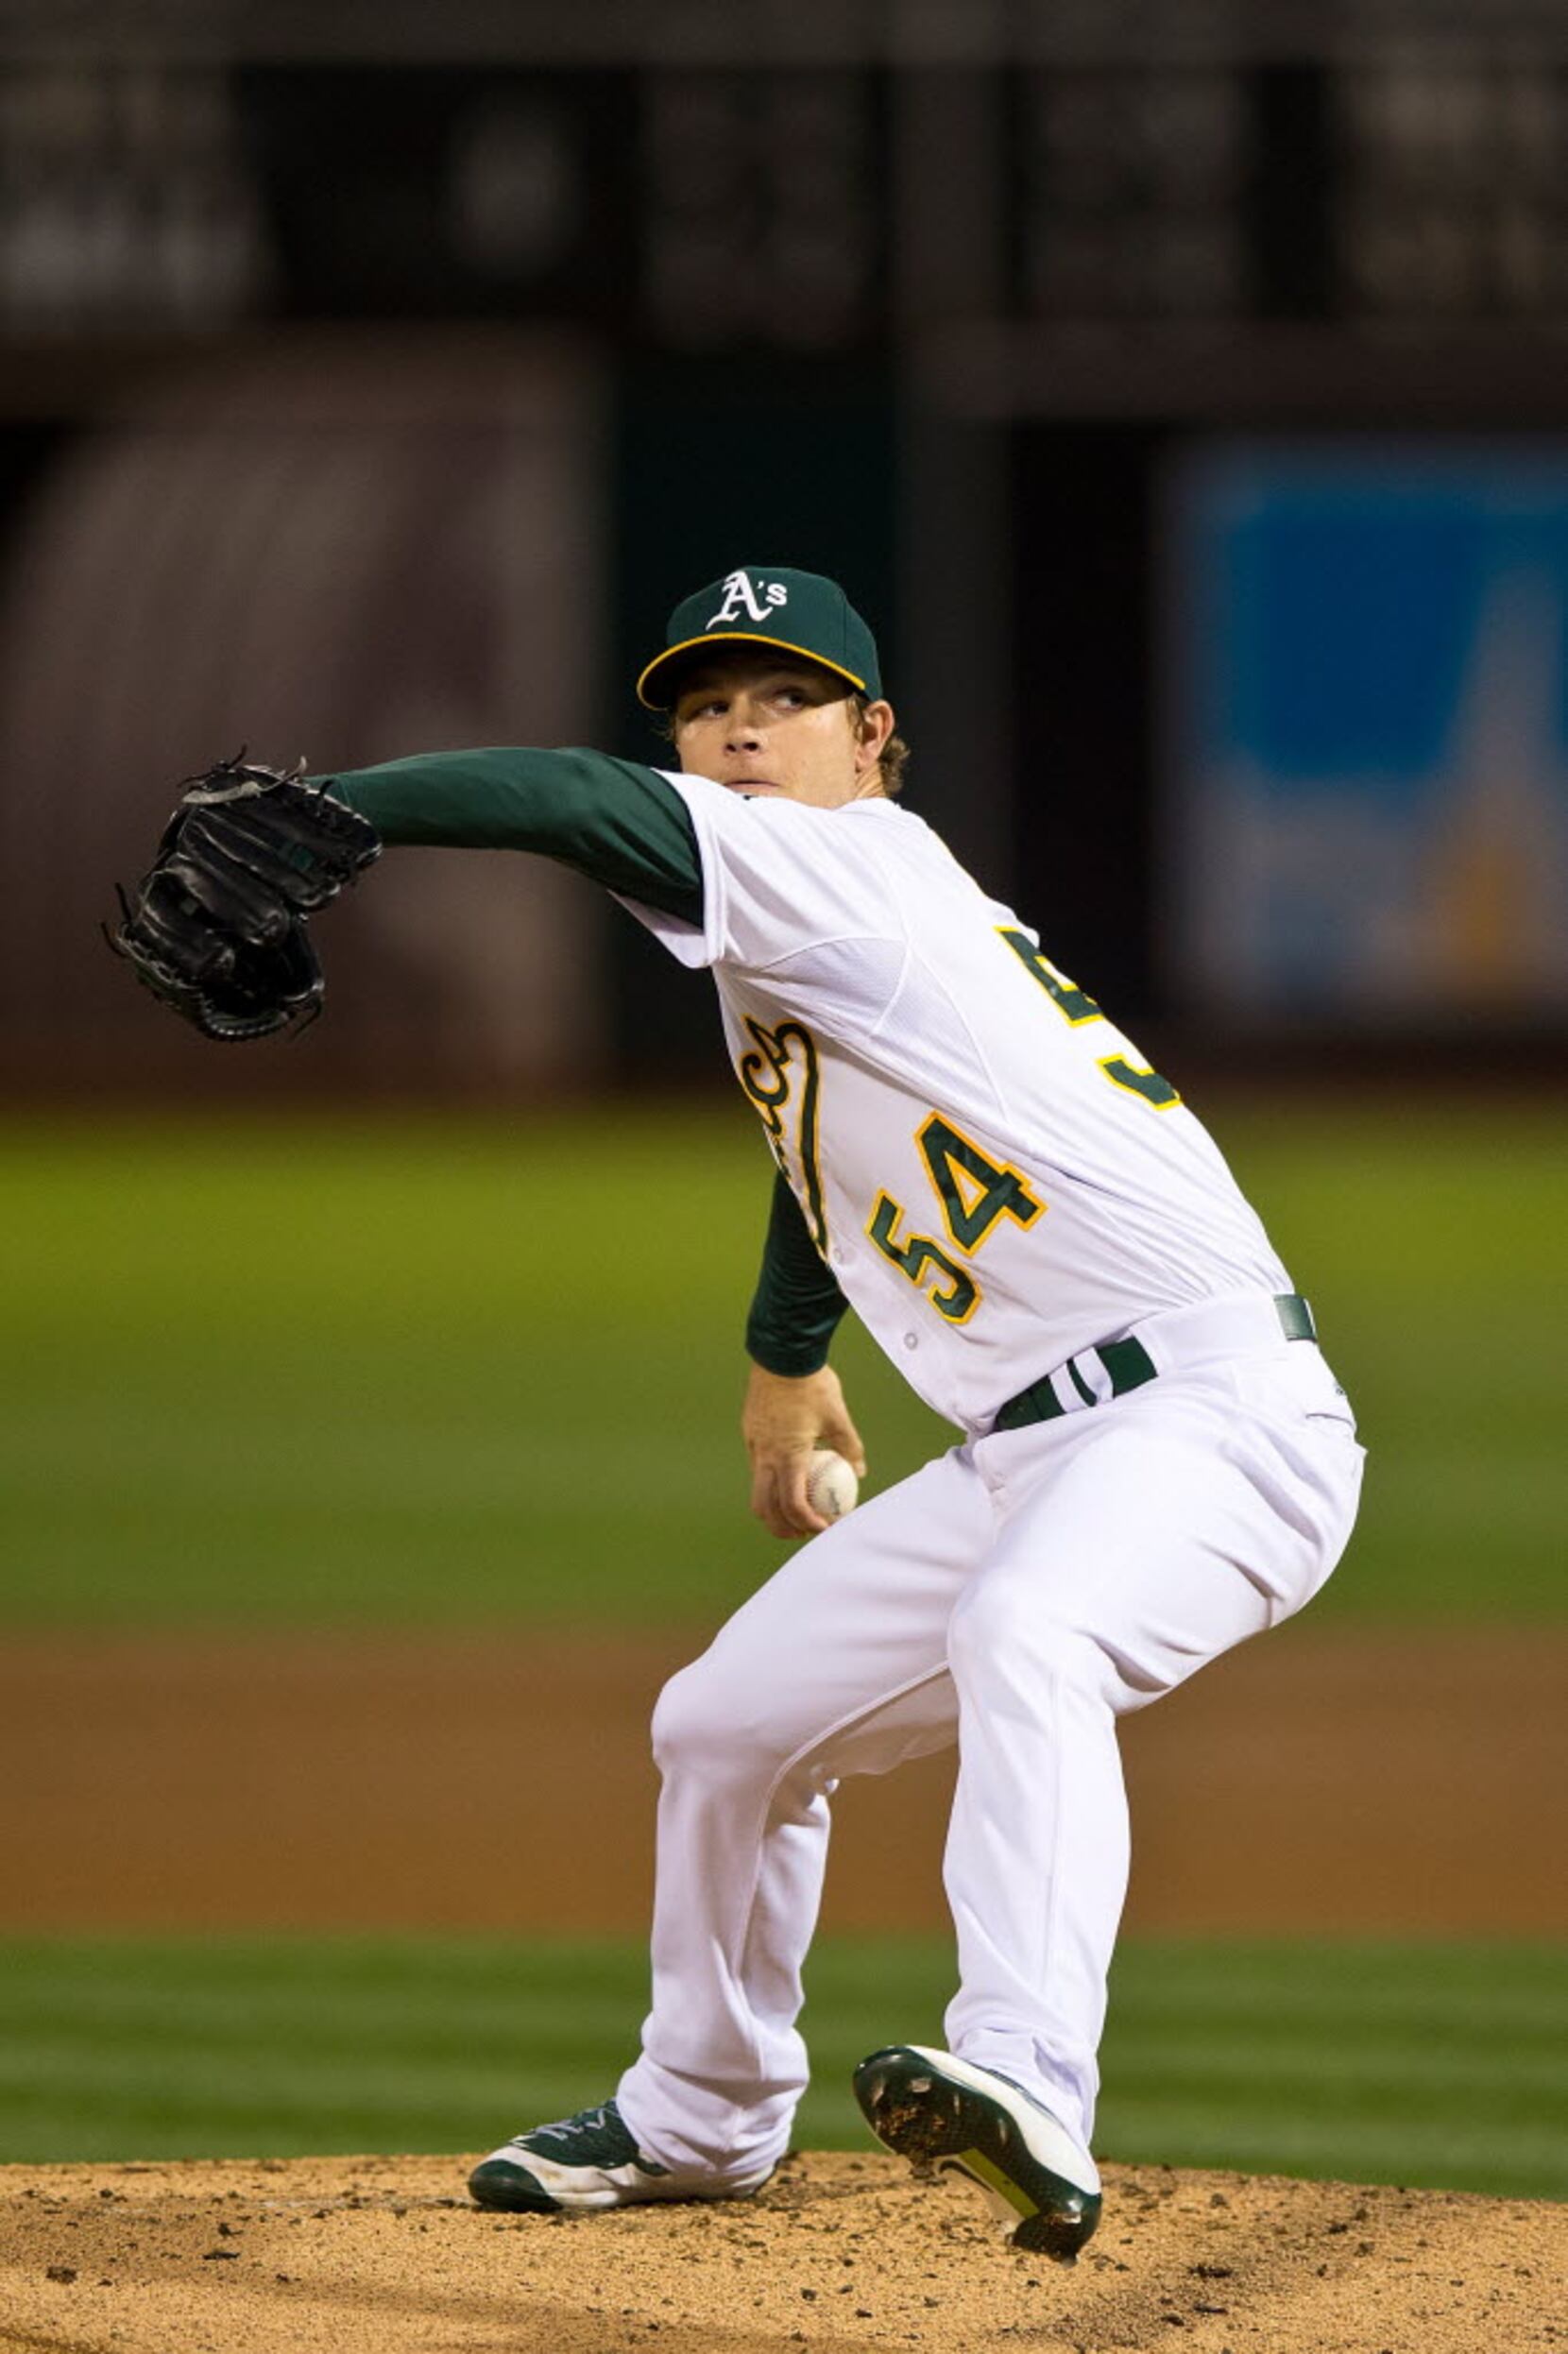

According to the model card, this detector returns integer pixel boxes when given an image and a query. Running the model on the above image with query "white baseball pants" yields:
[615,1330,1363,2182]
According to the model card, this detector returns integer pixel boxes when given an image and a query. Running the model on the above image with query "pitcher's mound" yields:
[0,2150,1559,2353]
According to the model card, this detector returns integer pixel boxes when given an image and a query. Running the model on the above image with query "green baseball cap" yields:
[636,564,882,708]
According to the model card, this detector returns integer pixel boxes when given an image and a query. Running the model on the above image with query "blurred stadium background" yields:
[0,0,1562,2198]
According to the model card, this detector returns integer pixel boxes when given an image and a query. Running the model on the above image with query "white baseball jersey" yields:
[625,771,1292,1434]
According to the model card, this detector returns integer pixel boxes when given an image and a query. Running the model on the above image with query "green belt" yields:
[992,1292,1318,1435]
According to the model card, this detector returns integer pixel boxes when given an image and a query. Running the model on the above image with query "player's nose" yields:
[724,704,765,750]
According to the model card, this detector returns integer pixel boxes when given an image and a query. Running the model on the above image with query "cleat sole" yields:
[853,2045,1100,2263]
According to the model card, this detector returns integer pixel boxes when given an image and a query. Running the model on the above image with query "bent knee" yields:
[650,1654,797,1783]
[946,1582,1120,1704]
[650,1657,718,1773]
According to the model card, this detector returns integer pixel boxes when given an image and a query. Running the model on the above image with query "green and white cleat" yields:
[469,2098,772,2215]
[853,2044,1102,2262]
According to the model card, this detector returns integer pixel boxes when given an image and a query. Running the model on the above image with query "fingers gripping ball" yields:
[107,753,382,1042]
[807,1449,860,1522]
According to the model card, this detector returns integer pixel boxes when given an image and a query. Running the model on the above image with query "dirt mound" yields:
[0,2151,1558,2354]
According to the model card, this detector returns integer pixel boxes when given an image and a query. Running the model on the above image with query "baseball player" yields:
[111,565,1363,2261]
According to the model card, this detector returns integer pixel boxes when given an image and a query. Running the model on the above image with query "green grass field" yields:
[1,1100,1563,1627]
[1,1934,1561,2198]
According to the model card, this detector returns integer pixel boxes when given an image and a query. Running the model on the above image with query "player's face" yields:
[670,657,895,808]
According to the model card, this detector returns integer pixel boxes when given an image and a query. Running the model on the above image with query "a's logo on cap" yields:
[707,570,789,628]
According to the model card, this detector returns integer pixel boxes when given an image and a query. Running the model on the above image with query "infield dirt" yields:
[0,1626,1560,1934]
[1,2149,1561,2354]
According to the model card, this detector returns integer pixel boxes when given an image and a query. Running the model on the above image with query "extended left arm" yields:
[110,743,706,1041]
[327,745,704,921]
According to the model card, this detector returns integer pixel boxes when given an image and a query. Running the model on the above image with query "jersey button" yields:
[902,1332,919,1351]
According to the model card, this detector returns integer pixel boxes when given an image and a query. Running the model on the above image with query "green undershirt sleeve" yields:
[745,1168,849,1378]
[324,745,704,926]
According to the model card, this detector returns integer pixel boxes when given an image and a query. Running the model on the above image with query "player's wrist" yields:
[744,1340,832,1381]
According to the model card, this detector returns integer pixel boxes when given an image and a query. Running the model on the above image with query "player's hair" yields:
[653,687,911,797]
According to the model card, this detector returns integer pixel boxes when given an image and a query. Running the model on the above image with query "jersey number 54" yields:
[867,930,1181,1324]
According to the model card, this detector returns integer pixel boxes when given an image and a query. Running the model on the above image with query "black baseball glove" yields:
[107,754,382,1041]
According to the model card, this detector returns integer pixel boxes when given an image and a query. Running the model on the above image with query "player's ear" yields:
[854,698,895,774]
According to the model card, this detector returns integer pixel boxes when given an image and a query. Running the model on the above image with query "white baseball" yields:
[807,1449,859,1522]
